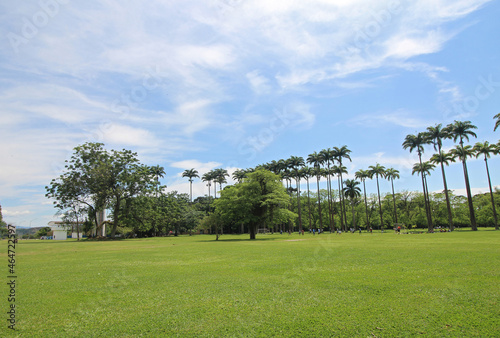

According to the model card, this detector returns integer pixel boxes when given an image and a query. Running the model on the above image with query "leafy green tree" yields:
[214,169,296,239]
[46,142,161,238]
[473,141,498,230]
[182,168,199,202]
[368,163,386,230]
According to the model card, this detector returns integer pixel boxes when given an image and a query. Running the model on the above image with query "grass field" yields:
[3,229,499,337]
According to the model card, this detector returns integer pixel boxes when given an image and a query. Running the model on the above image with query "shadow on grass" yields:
[195,236,279,242]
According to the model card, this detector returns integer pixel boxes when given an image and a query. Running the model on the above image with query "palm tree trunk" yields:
[328,175,335,232]
[418,153,433,232]
[296,178,303,232]
[306,177,312,230]
[363,179,369,229]
[326,170,333,231]
[316,174,323,229]
[376,175,383,230]
[337,177,345,231]
[484,158,499,230]
[339,171,348,229]
[391,179,398,224]
[462,160,477,230]
[439,161,454,231]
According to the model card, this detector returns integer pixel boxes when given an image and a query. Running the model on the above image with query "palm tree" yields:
[213,168,229,195]
[333,146,352,228]
[201,172,214,199]
[473,141,499,230]
[343,179,361,230]
[301,166,313,230]
[307,152,323,229]
[412,161,435,230]
[494,113,500,131]
[447,121,478,230]
[150,165,166,197]
[430,150,456,230]
[232,169,247,183]
[402,133,433,231]
[182,168,199,202]
[333,164,348,231]
[288,156,305,232]
[385,168,400,225]
[319,148,335,229]
[355,169,371,230]
[368,163,386,231]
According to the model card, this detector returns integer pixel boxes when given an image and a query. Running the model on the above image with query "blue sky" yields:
[1,0,499,227]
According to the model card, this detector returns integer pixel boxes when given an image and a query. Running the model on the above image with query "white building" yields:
[48,222,69,240]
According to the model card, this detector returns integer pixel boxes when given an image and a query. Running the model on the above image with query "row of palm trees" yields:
[181,168,229,202]
[180,116,500,232]
[403,120,499,231]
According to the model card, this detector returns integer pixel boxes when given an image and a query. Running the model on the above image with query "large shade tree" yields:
[214,169,296,239]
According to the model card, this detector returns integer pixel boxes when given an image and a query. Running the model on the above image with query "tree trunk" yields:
[337,178,344,231]
[484,158,499,230]
[376,176,383,230]
[440,161,454,231]
[462,160,477,230]
[249,224,257,240]
[363,180,369,230]
[296,178,302,232]
[316,175,323,229]
[391,180,398,225]
[306,177,312,230]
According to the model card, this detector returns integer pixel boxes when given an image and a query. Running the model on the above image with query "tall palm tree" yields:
[201,172,214,199]
[402,133,433,231]
[368,163,386,230]
[447,121,478,230]
[214,168,229,193]
[494,113,500,131]
[333,146,352,228]
[333,164,348,231]
[430,151,456,230]
[412,161,435,230]
[151,165,166,197]
[288,156,305,232]
[301,166,313,230]
[307,152,323,229]
[343,179,361,230]
[450,145,477,230]
[424,123,454,230]
[473,141,499,230]
[385,168,400,225]
[355,169,370,229]
[320,148,336,230]
[182,168,199,202]
[232,169,247,183]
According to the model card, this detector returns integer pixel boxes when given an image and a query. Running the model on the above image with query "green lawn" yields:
[4,229,499,337]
